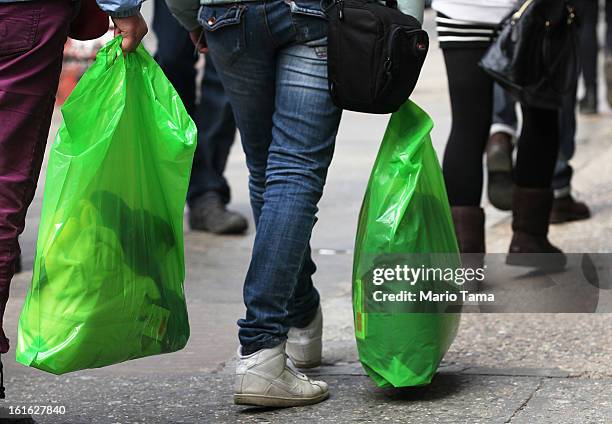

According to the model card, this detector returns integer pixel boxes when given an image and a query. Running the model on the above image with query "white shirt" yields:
[432,0,519,25]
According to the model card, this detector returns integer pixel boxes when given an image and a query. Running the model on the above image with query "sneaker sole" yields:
[189,218,248,235]
[234,391,329,407]
[549,210,591,224]
[487,145,513,211]
[487,173,513,211]
[289,358,322,369]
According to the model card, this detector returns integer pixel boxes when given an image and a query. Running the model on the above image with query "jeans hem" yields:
[241,336,286,355]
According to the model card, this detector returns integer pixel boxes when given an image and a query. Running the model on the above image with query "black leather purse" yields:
[479,0,578,110]
[325,0,428,114]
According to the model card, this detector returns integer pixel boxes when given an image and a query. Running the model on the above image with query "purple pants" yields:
[0,0,73,353]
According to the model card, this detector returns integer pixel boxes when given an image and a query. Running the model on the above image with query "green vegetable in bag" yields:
[353,101,461,388]
[16,38,196,375]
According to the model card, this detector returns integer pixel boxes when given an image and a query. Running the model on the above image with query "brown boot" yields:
[550,194,591,224]
[451,207,485,253]
[506,187,566,270]
[451,207,485,293]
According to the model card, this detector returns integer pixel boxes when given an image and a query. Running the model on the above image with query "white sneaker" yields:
[286,306,323,368]
[234,342,329,407]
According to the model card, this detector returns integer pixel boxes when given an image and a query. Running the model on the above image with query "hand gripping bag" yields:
[353,101,461,387]
[16,38,196,374]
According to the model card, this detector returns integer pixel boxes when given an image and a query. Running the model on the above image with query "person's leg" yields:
[441,47,492,255]
[200,5,276,230]
[152,0,197,113]
[577,0,599,114]
[550,86,591,223]
[553,91,576,199]
[442,47,493,207]
[187,56,248,234]
[153,0,247,234]
[201,0,336,406]
[515,107,560,189]
[0,0,74,353]
[487,84,518,211]
[239,33,341,354]
[490,83,518,138]
[508,105,565,269]
[188,56,236,206]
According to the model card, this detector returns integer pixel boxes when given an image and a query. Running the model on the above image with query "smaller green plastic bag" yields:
[353,101,461,388]
[16,38,196,374]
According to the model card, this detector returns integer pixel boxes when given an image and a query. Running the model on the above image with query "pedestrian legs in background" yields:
[486,84,517,211]
[508,107,566,270]
[550,86,592,224]
[484,83,591,223]
[578,0,599,114]
[441,47,564,267]
[188,58,248,234]
[153,0,248,235]
[0,0,74,354]
[606,0,612,106]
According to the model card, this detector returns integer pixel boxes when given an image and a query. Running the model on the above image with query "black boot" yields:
[550,194,591,224]
[189,192,248,235]
[579,85,598,115]
[486,132,514,211]
[506,187,566,270]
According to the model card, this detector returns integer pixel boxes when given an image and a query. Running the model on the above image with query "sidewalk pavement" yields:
[1,10,611,424]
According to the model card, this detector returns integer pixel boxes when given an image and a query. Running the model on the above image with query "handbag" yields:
[325,0,428,114]
[479,0,578,110]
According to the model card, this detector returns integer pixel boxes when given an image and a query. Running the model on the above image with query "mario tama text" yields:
[373,289,493,303]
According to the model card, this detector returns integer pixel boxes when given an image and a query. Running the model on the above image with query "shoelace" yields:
[285,354,308,380]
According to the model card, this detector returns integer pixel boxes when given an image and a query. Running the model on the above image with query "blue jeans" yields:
[198,0,342,352]
[153,0,236,206]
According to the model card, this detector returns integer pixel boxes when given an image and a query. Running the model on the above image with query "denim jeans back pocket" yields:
[0,6,41,57]
[287,0,328,45]
[199,5,247,65]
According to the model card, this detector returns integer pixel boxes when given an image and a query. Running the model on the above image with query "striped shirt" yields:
[435,13,500,49]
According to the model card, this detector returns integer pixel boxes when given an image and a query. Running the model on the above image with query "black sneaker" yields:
[486,132,514,211]
[189,192,248,235]
[579,85,598,115]
[550,194,591,224]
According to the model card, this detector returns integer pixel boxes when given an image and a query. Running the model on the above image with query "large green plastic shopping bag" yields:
[16,38,196,374]
[353,101,461,388]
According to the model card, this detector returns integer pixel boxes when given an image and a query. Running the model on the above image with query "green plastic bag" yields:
[353,101,461,388]
[16,38,196,375]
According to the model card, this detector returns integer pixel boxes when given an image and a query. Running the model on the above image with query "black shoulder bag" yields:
[479,0,579,110]
[325,0,429,114]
